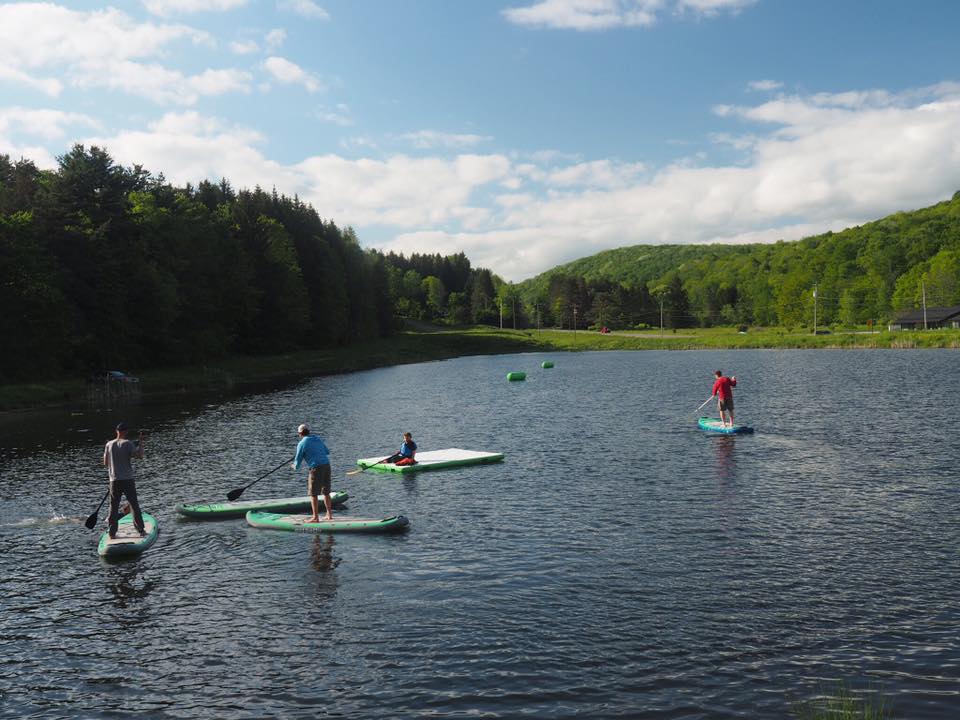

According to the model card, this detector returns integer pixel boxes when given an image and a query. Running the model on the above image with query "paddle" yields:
[227,458,293,501]
[695,395,714,414]
[85,490,109,530]
[346,455,393,476]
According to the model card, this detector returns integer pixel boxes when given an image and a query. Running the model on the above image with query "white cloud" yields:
[0,4,251,105]
[315,103,353,126]
[0,65,63,97]
[73,63,252,105]
[0,106,101,169]
[545,159,647,188]
[263,56,323,93]
[401,130,493,149]
[277,0,329,19]
[142,0,247,16]
[748,79,782,92]
[502,0,755,31]
[265,28,287,50]
[0,106,100,141]
[230,39,260,55]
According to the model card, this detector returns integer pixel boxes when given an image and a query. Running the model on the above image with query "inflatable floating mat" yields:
[355,448,505,473]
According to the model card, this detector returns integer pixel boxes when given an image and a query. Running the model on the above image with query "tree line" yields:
[0,146,506,384]
[4,145,958,383]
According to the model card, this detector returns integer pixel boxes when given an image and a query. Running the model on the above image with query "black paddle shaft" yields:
[227,458,294,501]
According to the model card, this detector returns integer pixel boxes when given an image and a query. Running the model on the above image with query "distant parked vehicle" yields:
[108,370,140,383]
[599,327,610,334]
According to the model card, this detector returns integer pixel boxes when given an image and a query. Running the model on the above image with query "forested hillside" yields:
[0,147,502,384]
[514,193,960,331]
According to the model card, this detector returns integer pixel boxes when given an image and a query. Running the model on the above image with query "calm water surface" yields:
[1,350,958,719]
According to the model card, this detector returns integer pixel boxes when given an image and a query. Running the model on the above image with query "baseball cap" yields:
[116,421,128,432]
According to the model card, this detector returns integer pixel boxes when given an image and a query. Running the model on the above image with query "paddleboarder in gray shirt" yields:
[103,422,146,538]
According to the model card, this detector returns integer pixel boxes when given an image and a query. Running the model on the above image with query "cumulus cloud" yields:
[0,106,101,169]
[277,0,329,19]
[503,0,755,31]
[0,106,100,140]
[0,4,251,105]
[545,159,647,188]
[142,0,247,16]
[263,56,323,93]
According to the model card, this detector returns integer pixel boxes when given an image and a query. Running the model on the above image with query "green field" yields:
[1,324,957,412]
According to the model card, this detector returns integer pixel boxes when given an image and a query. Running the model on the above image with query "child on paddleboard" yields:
[385,432,417,466]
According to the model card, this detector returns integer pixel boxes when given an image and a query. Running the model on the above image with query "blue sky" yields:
[2,0,960,281]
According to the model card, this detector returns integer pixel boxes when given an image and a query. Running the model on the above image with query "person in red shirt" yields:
[711,370,737,427]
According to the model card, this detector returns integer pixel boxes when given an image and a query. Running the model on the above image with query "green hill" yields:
[514,192,960,330]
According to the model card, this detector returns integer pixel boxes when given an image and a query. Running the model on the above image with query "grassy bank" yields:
[522,326,960,351]
[1,324,957,412]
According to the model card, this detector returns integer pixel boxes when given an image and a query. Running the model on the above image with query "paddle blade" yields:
[84,511,99,530]
[226,487,244,501]
[345,467,364,476]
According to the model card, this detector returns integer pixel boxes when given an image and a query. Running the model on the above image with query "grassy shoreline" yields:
[1,325,957,413]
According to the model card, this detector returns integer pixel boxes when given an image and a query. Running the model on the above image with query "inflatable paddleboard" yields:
[176,491,349,519]
[98,511,159,558]
[698,417,754,434]
[245,511,409,534]
[356,448,504,473]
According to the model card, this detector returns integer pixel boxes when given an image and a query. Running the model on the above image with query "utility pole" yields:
[499,299,503,330]
[922,279,928,330]
[813,284,818,335]
[572,304,578,339]
[659,296,664,336]
[512,297,516,330]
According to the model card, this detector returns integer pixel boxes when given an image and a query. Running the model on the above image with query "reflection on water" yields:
[711,435,738,484]
[105,561,158,610]
[310,535,340,601]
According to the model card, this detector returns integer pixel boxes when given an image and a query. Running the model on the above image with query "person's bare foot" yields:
[307,517,320,523]
[324,515,333,521]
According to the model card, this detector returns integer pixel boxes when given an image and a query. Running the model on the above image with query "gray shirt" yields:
[104,438,137,482]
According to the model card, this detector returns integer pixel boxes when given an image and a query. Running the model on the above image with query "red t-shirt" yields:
[712,376,736,401]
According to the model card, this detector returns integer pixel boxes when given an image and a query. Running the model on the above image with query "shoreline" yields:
[1,325,957,413]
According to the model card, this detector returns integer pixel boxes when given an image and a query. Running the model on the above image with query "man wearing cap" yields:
[292,424,333,523]
[103,422,146,538]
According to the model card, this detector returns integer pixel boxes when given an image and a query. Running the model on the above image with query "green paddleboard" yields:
[98,511,159,558]
[245,511,409,534]
[176,492,349,519]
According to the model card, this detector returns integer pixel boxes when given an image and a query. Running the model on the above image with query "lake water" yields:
[1,349,958,719]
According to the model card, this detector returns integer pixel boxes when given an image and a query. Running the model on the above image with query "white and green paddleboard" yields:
[176,491,349,520]
[98,511,159,558]
[356,448,504,473]
[245,510,409,534]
